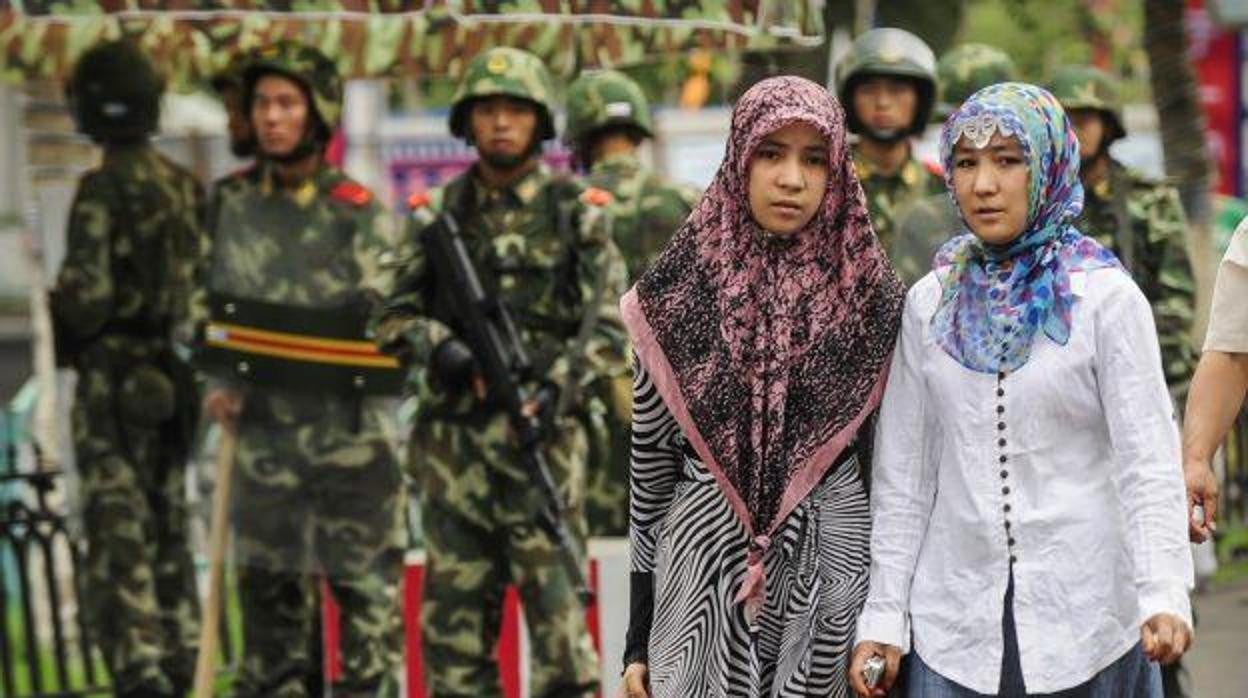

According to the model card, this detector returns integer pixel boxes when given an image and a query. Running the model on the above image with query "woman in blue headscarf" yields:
[847,83,1194,697]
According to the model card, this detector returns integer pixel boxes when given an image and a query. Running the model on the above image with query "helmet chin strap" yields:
[861,126,910,145]
[473,133,543,172]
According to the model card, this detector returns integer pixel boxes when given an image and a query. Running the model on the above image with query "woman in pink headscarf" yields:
[618,76,906,697]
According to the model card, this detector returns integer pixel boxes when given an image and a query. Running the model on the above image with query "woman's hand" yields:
[848,641,903,697]
[1141,613,1193,665]
[619,662,649,698]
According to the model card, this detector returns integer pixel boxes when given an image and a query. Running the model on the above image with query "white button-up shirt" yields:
[857,268,1193,694]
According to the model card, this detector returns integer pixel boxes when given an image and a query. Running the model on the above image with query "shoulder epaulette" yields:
[331,180,373,207]
[407,191,432,210]
[581,187,614,207]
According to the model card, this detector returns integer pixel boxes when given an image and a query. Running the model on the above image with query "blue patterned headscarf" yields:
[931,82,1120,373]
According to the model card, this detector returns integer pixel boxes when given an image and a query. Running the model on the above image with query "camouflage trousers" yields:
[71,367,200,696]
[583,410,629,537]
[230,392,405,698]
[411,412,599,698]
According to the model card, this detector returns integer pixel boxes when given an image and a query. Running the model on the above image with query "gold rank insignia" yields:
[487,53,510,74]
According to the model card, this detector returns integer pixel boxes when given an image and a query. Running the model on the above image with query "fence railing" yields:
[1,407,108,697]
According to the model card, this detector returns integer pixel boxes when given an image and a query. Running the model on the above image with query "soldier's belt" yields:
[197,294,402,396]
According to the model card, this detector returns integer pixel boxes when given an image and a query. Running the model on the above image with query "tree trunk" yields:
[1144,0,1216,340]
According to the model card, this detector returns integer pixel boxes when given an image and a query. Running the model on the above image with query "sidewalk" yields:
[1187,579,1248,698]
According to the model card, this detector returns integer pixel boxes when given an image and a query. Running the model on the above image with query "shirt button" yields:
[996,405,1005,414]
[1010,554,1018,564]
[998,371,1006,380]
[998,438,1007,447]
[1003,504,1012,513]
[997,422,1006,431]
[1008,538,1016,546]
[1004,520,1012,530]
[1000,470,1008,478]
[1002,486,1011,495]
[999,455,1008,463]
[997,388,1005,397]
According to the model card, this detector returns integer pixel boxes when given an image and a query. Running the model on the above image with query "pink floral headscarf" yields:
[620,75,904,611]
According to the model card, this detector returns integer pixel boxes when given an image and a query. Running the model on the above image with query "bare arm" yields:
[1181,350,1248,540]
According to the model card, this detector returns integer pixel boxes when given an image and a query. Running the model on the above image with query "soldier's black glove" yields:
[533,382,560,436]
[431,337,478,395]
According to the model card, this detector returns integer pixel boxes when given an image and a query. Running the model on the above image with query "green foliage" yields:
[1213,524,1248,587]
[958,0,1148,100]
[960,0,1091,83]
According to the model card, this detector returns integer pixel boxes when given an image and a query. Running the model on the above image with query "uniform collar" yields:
[1086,159,1127,201]
[258,158,331,207]
[102,141,153,165]
[471,161,550,208]
[853,147,923,186]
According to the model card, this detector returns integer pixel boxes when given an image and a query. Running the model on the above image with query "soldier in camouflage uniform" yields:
[374,47,628,697]
[210,51,257,159]
[565,69,700,279]
[199,43,404,698]
[564,69,699,536]
[1051,65,1196,403]
[51,40,203,698]
[892,43,1022,270]
[836,28,946,284]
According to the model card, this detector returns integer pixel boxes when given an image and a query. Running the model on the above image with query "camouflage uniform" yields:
[203,44,405,698]
[837,28,946,285]
[375,47,627,698]
[853,152,946,284]
[565,69,700,535]
[1052,65,1197,403]
[1080,164,1195,398]
[52,41,204,698]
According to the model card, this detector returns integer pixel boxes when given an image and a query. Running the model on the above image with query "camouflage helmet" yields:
[564,69,654,147]
[449,47,557,141]
[210,51,252,95]
[1049,64,1126,142]
[836,28,938,136]
[66,40,164,142]
[934,43,1018,121]
[243,41,342,131]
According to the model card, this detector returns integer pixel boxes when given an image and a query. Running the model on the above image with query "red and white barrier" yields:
[322,538,631,697]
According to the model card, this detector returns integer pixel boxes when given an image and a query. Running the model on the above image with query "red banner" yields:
[1189,0,1243,195]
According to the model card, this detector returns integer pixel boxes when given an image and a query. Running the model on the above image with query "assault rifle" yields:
[416,205,593,607]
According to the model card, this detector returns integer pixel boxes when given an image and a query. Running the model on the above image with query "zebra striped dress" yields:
[627,364,872,697]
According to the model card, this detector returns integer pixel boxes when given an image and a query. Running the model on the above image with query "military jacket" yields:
[207,161,400,308]
[585,153,700,279]
[1076,160,1196,398]
[854,147,946,284]
[376,163,629,421]
[53,143,205,364]
[204,161,402,404]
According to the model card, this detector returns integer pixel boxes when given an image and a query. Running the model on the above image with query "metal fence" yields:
[0,407,108,697]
